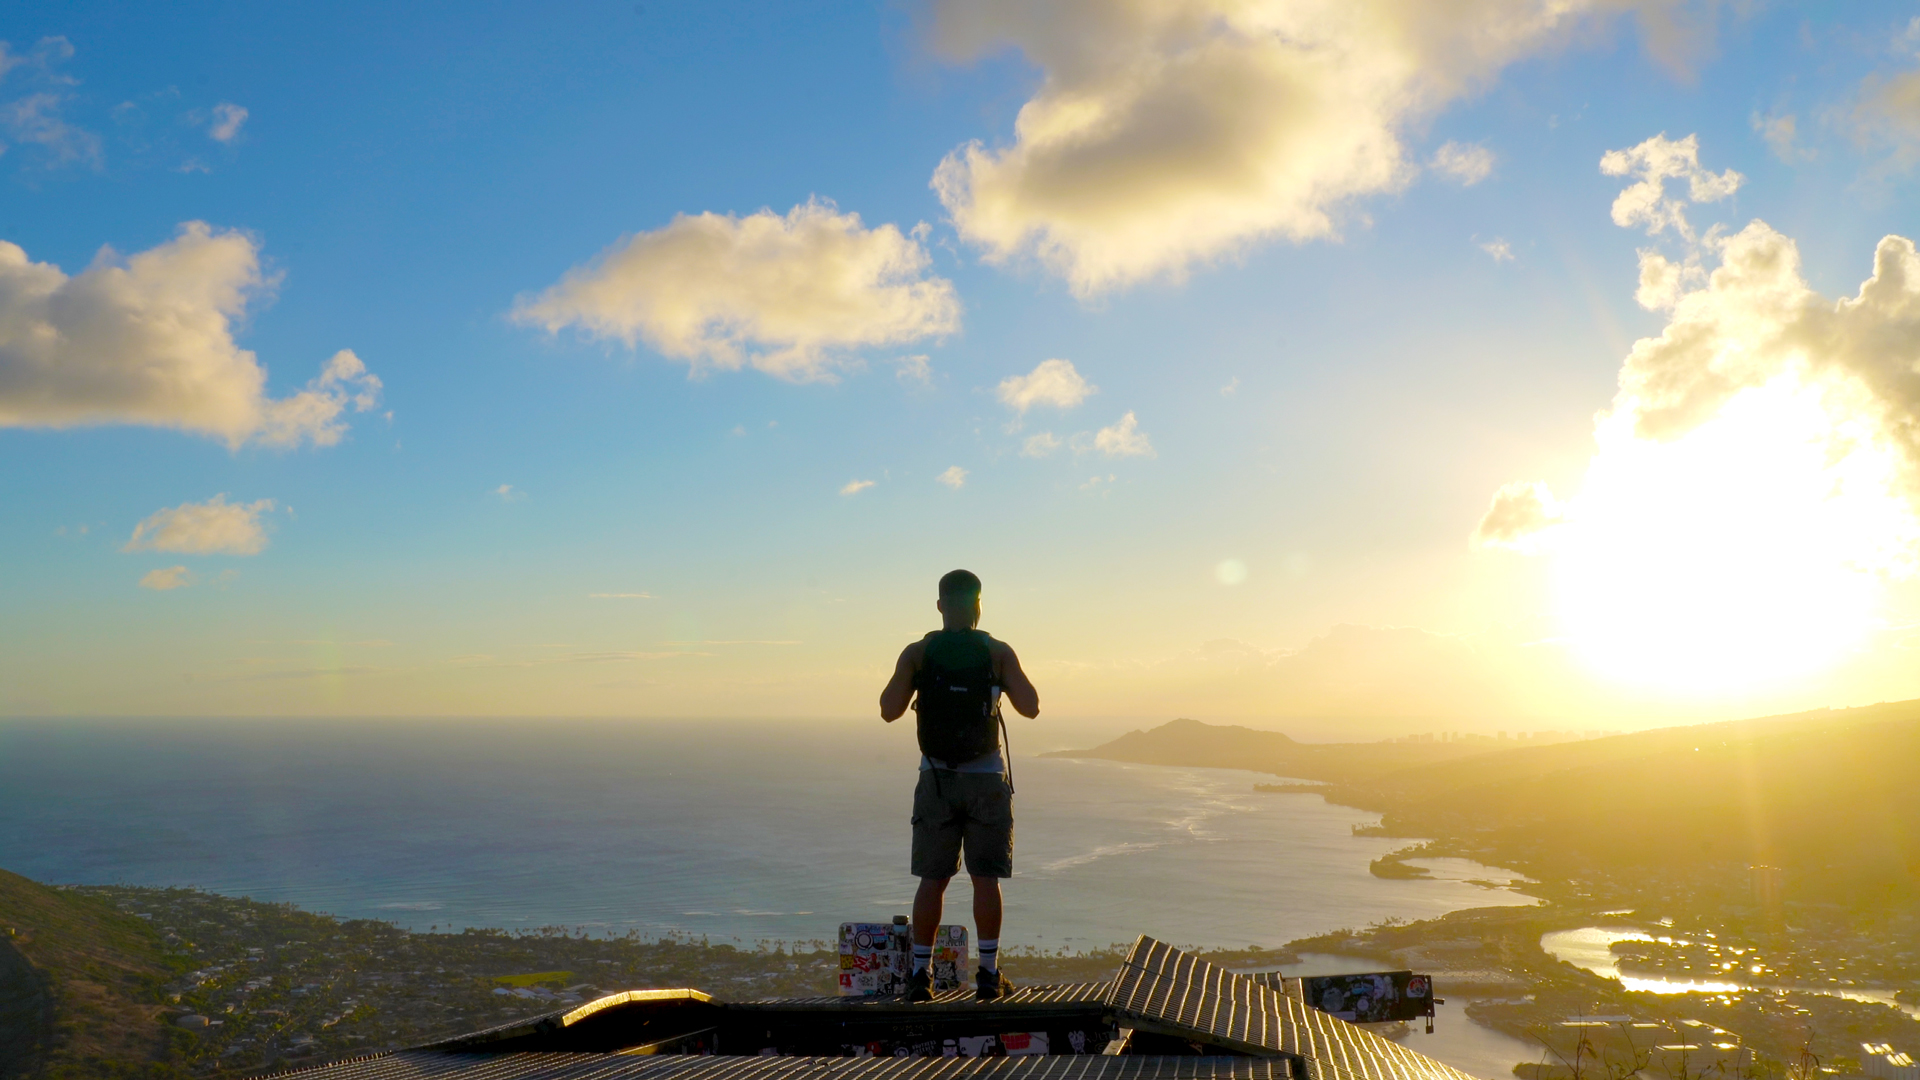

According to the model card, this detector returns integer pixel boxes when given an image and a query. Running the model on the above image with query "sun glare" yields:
[1554,377,1914,695]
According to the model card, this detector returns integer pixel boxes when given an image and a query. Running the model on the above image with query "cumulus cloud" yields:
[1473,480,1567,552]
[513,200,961,382]
[1609,223,1920,506]
[1599,132,1742,240]
[208,102,247,143]
[937,465,969,489]
[0,223,381,447]
[139,566,192,590]
[1431,141,1495,185]
[1479,238,1514,262]
[1631,248,1702,310]
[997,358,1095,412]
[1480,137,1920,688]
[840,479,875,496]
[125,494,275,555]
[1092,411,1155,458]
[929,0,1697,296]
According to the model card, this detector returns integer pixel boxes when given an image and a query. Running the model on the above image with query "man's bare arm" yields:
[993,643,1040,718]
[879,642,921,722]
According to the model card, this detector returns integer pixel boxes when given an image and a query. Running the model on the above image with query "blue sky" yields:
[6,2,1920,727]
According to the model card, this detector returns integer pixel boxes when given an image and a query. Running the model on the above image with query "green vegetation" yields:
[0,867,184,1080]
[0,873,1215,1077]
[1366,851,1431,879]
[490,971,574,988]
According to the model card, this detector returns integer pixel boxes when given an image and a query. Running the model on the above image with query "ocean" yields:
[0,718,1533,949]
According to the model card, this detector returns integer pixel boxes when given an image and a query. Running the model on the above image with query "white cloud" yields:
[208,102,248,143]
[1479,238,1514,262]
[139,566,192,590]
[1021,432,1062,457]
[1599,132,1743,240]
[494,484,525,502]
[1481,184,1920,688]
[1751,111,1809,163]
[513,200,961,382]
[125,494,275,556]
[937,465,969,489]
[1093,411,1155,458]
[1473,480,1567,552]
[1610,222,1920,503]
[0,223,381,447]
[840,479,876,496]
[1,91,102,170]
[0,39,100,171]
[997,358,1094,413]
[1630,248,1705,310]
[0,37,78,83]
[894,354,933,385]
[1852,69,1920,163]
[929,0,1697,296]
[1220,377,1239,396]
[1431,141,1495,185]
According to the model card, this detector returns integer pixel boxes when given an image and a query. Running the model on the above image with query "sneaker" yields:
[905,967,933,1003]
[975,967,1013,1001]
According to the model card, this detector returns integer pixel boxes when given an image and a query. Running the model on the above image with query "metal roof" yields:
[277,1053,1291,1080]
[738,984,1111,1010]
[1109,938,1480,1080]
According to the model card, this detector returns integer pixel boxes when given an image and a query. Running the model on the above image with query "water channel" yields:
[1540,927,1920,1021]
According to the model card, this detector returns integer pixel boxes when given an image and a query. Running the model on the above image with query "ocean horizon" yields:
[0,717,1533,949]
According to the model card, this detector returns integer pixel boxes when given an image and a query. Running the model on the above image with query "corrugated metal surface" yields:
[737,984,1111,1011]
[1106,938,1482,1080]
[270,1053,1287,1080]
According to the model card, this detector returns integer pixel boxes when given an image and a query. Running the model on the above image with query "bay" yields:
[0,718,1534,949]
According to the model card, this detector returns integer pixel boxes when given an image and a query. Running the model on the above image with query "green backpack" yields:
[913,630,1000,765]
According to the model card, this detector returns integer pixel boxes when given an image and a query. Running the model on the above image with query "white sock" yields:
[978,938,998,973]
[912,943,932,975]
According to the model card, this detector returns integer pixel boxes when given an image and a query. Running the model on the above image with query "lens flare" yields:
[1553,376,1916,694]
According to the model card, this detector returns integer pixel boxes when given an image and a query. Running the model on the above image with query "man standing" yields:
[879,569,1040,1002]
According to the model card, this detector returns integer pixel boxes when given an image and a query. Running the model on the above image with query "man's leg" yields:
[971,874,1003,978]
[970,875,1002,942]
[912,876,950,947]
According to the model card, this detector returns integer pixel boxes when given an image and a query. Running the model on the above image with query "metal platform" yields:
[1109,938,1479,1080]
[270,937,1485,1080]
[279,1053,1293,1080]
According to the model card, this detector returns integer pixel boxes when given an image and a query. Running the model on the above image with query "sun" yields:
[1552,377,1911,695]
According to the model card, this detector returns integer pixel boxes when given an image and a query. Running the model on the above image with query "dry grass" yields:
[0,867,182,1078]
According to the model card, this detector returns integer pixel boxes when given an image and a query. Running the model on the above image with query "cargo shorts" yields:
[910,770,1014,880]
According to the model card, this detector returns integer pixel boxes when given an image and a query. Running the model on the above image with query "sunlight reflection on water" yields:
[1541,927,1920,1019]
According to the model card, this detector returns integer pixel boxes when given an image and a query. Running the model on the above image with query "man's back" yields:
[881,631,1039,724]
